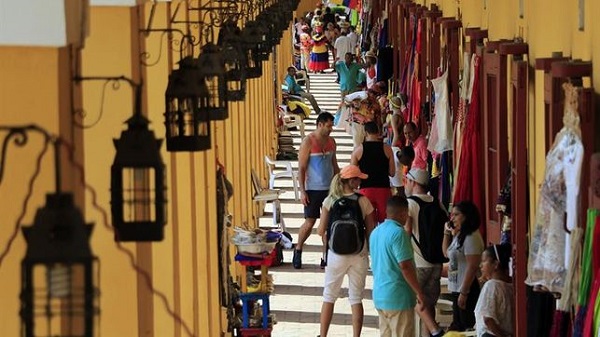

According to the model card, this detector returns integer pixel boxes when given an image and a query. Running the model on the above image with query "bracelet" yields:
[460,291,469,296]
[444,231,452,236]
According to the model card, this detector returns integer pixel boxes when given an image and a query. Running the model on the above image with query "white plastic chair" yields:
[265,155,299,201]
[251,169,285,230]
[278,105,305,138]
[295,69,310,91]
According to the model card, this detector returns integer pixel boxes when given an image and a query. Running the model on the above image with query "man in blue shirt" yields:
[370,196,444,337]
[284,67,322,114]
[335,52,362,98]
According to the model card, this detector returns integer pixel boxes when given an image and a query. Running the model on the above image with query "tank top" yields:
[358,141,390,188]
[305,133,336,191]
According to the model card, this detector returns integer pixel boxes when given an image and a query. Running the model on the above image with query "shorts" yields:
[376,308,414,337]
[360,187,392,223]
[304,190,329,218]
[322,248,369,304]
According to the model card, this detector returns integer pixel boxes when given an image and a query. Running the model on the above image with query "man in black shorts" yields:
[294,112,339,269]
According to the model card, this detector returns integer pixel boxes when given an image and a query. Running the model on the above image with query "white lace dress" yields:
[525,82,584,294]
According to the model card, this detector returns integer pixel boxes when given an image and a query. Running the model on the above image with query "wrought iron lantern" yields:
[242,21,269,78]
[111,89,166,241]
[197,43,228,120]
[242,21,270,64]
[257,10,279,48]
[21,192,99,337]
[165,56,212,151]
[218,21,247,101]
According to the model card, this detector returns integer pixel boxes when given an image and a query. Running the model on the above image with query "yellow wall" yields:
[0,0,288,336]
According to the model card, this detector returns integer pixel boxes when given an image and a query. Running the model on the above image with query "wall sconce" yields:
[74,76,167,241]
[197,43,228,120]
[111,84,166,241]
[0,125,100,337]
[165,56,212,151]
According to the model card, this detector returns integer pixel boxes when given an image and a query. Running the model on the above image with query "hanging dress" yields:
[526,82,585,294]
[454,52,471,176]
[428,67,453,154]
[453,55,484,217]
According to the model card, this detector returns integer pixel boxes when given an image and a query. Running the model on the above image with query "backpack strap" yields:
[406,195,426,250]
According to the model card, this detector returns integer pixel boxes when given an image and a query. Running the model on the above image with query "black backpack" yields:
[327,194,365,255]
[407,196,449,263]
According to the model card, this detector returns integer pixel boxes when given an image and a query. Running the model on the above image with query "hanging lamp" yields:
[164,56,212,151]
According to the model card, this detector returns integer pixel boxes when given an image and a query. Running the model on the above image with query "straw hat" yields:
[390,96,404,109]
[365,50,377,60]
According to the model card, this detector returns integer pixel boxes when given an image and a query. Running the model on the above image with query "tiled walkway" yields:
[259,70,381,336]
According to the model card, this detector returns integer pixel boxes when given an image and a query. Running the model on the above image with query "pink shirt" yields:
[412,135,429,170]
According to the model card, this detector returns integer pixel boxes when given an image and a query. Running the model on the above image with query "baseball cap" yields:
[340,165,368,179]
[406,168,429,186]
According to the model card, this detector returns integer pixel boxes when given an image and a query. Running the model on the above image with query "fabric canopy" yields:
[328,0,359,10]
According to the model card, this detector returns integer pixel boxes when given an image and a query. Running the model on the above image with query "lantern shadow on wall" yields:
[0,125,99,337]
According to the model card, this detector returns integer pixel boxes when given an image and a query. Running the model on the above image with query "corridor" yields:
[260,71,380,336]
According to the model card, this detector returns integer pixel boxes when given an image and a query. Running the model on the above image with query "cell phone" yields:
[447,221,455,229]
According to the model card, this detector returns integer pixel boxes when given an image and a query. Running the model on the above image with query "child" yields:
[474,244,514,337]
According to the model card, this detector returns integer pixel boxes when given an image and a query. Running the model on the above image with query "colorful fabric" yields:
[329,0,359,9]
[583,269,600,336]
[453,55,484,226]
[579,209,600,305]
[309,37,329,71]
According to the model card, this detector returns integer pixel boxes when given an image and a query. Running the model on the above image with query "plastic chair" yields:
[278,105,306,139]
[251,169,285,230]
[295,69,310,91]
[265,155,299,201]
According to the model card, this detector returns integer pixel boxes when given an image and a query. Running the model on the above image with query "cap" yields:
[340,165,368,180]
[406,168,429,186]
